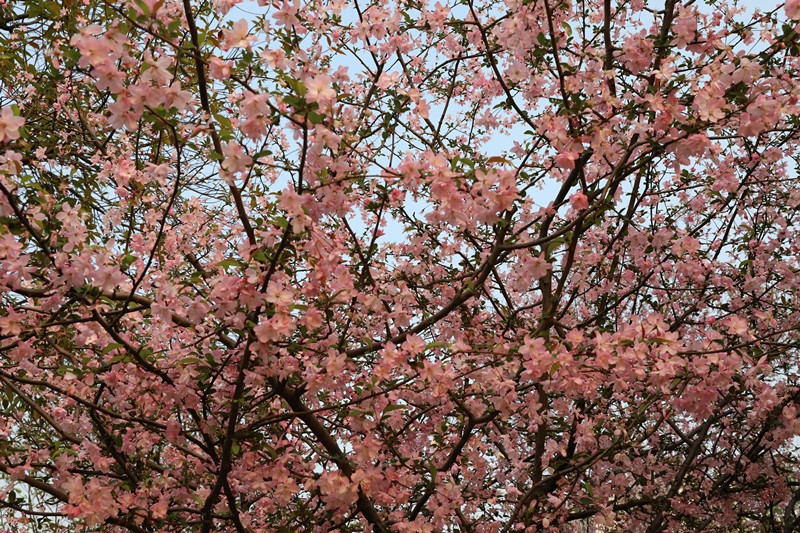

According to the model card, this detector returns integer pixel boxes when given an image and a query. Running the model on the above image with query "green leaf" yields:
[212,113,233,141]
[110,353,134,364]
[217,258,243,270]
[546,237,566,254]
[284,77,307,97]
[537,32,548,46]
[306,111,325,124]
[121,253,137,269]
[283,95,305,107]
[382,404,407,417]
[101,343,125,355]
[133,0,150,15]
[252,250,269,263]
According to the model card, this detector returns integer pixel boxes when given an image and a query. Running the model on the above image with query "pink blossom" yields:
[671,134,711,164]
[787,0,800,19]
[93,64,125,94]
[0,233,22,259]
[254,313,292,343]
[569,190,589,210]
[0,107,24,143]
[403,334,426,355]
[142,52,173,86]
[165,419,181,443]
[164,82,193,111]
[738,95,782,137]
[304,74,337,107]
[221,19,255,50]
[529,255,551,279]
[278,188,305,217]
[214,0,244,15]
[376,71,400,90]
[221,141,253,176]
[555,151,579,170]
[673,8,698,48]
[107,92,143,130]
[0,307,24,335]
[693,83,727,122]
[389,188,406,205]
[7,2,800,532]
[415,99,430,119]
[209,57,232,80]
[727,316,750,336]
[273,0,302,31]
[239,91,271,139]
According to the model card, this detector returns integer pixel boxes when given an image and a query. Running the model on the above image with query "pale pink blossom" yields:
[221,142,253,176]
[0,107,24,143]
[214,0,243,15]
[209,57,232,80]
[726,316,752,339]
[555,151,579,170]
[254,313,292,343]
[693,83,727,122]
[221,19,255,50]
[278,188,305,217]
[415,99,430,119]
[304,74,337,107]
[787,0,800,19]
[93,64,125,94]
[142,52,173,86]
[569,190,589,210]
[528,255,551,279]
[164,82,193,111]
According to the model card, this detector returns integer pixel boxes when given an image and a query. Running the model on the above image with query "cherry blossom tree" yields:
[2,0,800,530]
